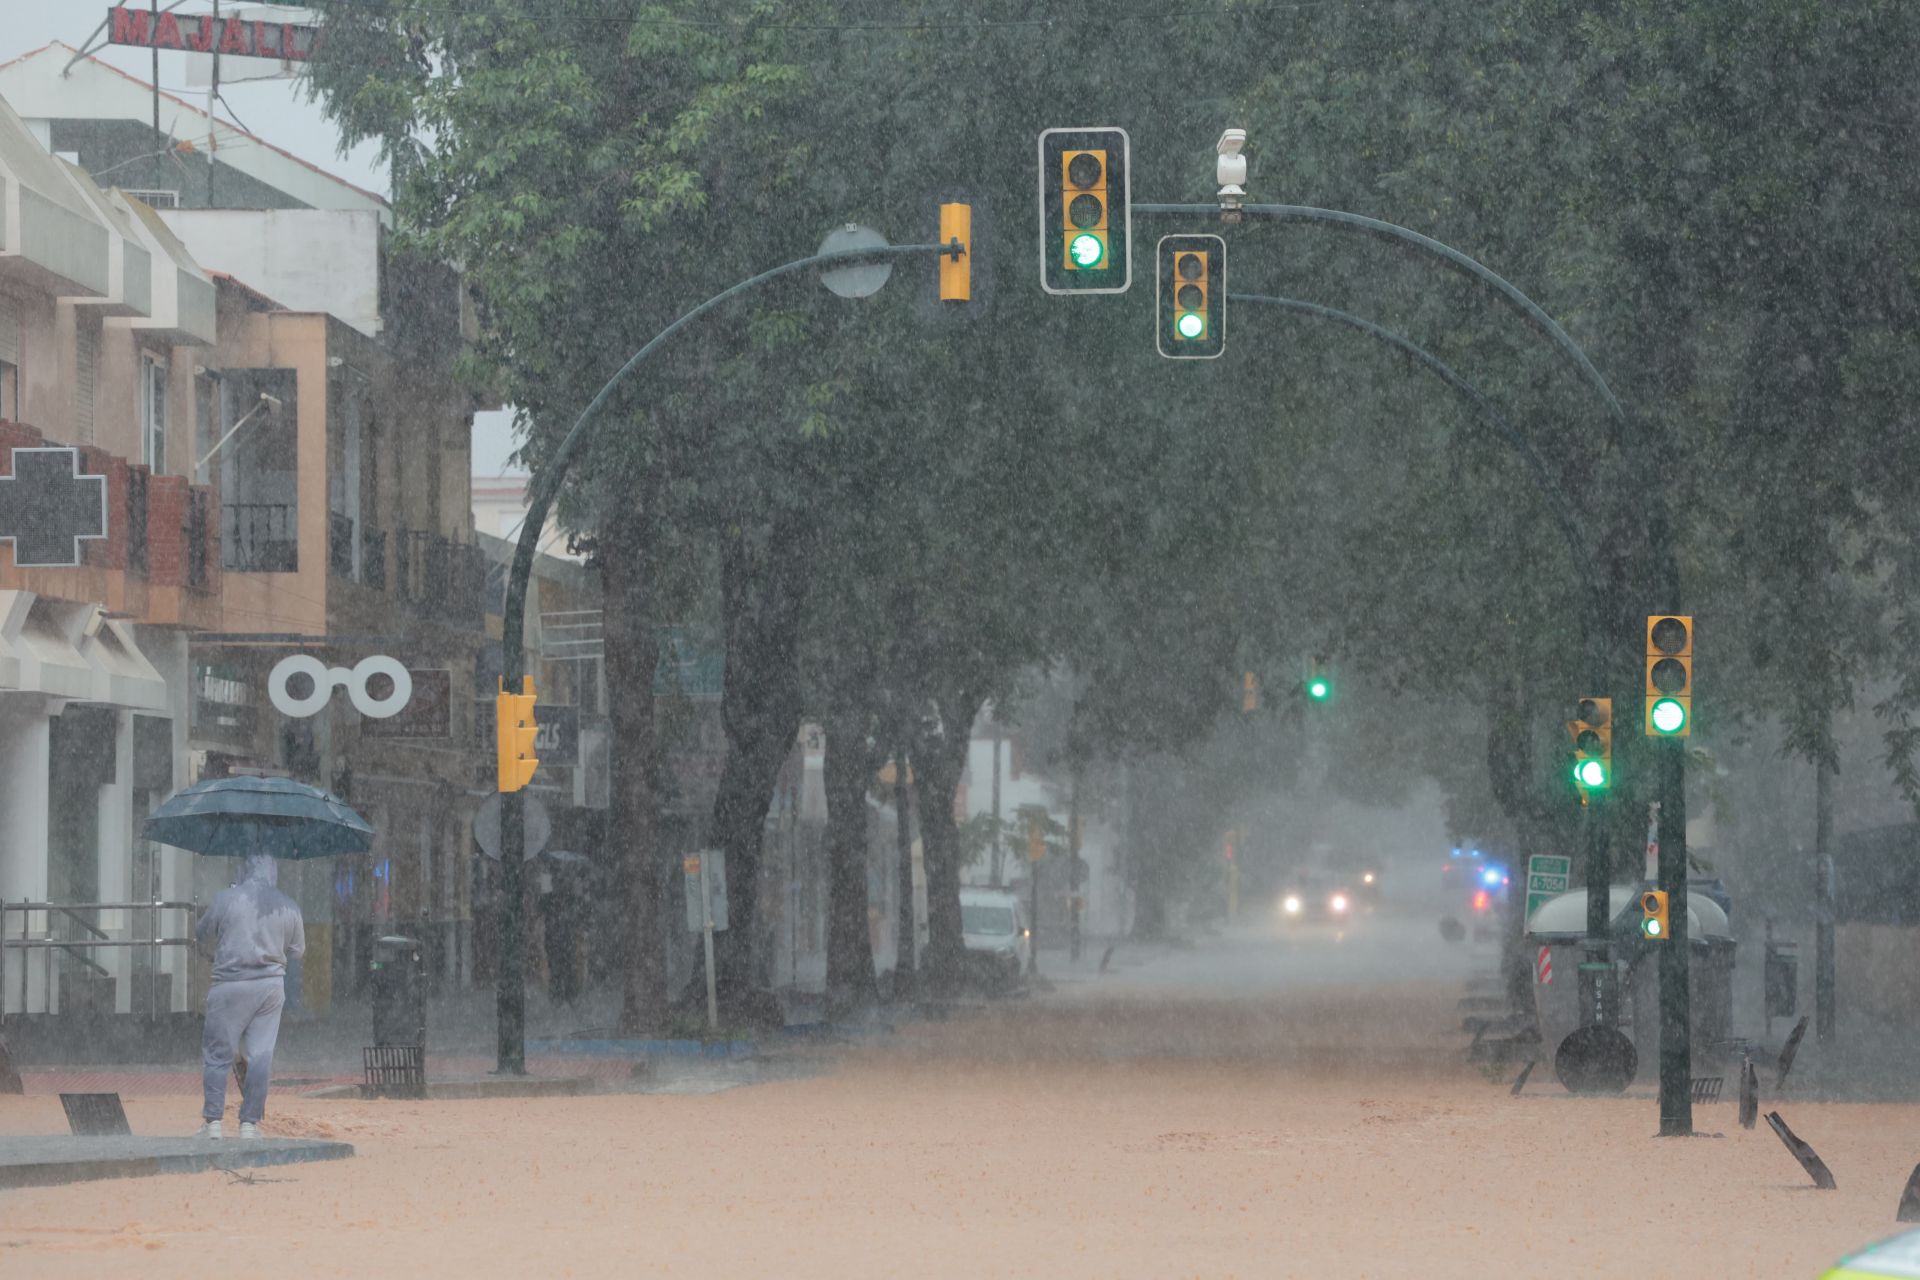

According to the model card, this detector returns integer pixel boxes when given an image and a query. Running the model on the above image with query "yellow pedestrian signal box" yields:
[1640,889,1670,941]
[1645,615,1693,736]
[1568,696,1613,798]
[1157,234,1225,359]
[938,202,972,302]
[496,676,539,793]
[1039,127,1131,294]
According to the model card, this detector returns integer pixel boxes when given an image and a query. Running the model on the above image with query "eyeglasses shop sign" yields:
[472,699,578,768]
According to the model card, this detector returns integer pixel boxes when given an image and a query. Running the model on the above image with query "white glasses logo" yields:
[268,654,414,719]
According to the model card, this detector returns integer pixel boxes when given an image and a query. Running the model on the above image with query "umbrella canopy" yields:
[144,775,373,859]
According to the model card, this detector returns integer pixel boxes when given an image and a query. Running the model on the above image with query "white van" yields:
[959,887,1030,992]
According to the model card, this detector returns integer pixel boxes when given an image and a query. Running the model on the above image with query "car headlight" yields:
[1282,895,1302,915]
[1330,893,1350,914]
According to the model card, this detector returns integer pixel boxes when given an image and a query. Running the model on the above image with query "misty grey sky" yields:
[6,3,524,472]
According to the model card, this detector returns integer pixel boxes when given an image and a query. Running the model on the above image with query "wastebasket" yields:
[1764,942,1798,1019]
[370,935,424,1048]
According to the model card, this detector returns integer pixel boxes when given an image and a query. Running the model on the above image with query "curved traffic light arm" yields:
[1229,292,1596,624]
[492,238,962,1074]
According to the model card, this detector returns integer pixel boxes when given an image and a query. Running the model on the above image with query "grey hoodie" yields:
[196,853,306,984]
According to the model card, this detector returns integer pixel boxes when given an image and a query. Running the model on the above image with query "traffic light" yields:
[1568,696,1613,797]
[1241,671,1260,713]
[1038,127,1131,294]
[1640,889,1670,941]
[1304,657,1333,703]
[1645,615,1693,737]
[938,201,971,301]
[496,676,539,793]
[1156,234,1225,358]
[1027,818,1046,863]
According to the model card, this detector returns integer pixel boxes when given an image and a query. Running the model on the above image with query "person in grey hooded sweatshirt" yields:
[194,852,304,1139]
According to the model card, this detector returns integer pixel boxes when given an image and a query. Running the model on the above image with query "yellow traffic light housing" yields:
[1645,615,1693,737]
[1241,671,1260,713]
[1156,234,1225,359]
[1640,889,1671,941]
[496,676,539,793]
[1039,127,1131,294]
[938,201,972,302]
[1027,819,1046,863]
[1568,696,1613,799]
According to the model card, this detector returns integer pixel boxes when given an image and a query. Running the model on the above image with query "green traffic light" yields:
[1642,917,1663,939]
[1069,233,1105,268]
[1307,678,1330,701]
[1574,758,1608,788]
[1650,697,1687,734]
[1176,312,1205,339]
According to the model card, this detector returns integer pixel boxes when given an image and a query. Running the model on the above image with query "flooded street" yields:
[4,915,1911,1278]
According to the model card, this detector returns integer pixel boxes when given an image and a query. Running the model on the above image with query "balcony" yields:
[222,503,297,573]
[0,420,219,628]
[396,530,484,629]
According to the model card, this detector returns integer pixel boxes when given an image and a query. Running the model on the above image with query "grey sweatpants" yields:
[202,976,284,1123]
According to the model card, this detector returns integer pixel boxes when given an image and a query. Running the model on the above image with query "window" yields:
[0,360,16,424]
[121,189,180,209]
[142,355,168,471]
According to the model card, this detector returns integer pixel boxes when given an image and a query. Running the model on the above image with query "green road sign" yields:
[1525,854,1573,923]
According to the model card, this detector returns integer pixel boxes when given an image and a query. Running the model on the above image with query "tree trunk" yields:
[598,518,667,1032]
[707,520,807,1015]
[822,701,878,1010]
[913,683,981,995]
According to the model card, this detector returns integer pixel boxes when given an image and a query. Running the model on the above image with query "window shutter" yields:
[0,293,19,366]
[74,326,97,441]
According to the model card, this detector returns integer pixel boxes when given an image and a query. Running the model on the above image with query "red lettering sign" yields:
[152,11,184,51]
[108,6,149,46]
[104,6,319,62]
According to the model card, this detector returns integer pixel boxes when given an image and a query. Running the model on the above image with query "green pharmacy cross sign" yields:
[0,447,108,568]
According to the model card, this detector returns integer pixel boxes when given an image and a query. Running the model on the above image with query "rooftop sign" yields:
[106,6,319,62]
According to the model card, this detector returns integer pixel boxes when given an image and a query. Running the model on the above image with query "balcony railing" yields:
[223,502,298,573]
[363,526,387,590]
[186,488,211,590]
[396,530,484,627]
[329,510,354,579]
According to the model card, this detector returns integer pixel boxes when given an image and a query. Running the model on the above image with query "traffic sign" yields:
[683,849,729,932]
[474,791,552,860]
[0,447,108,567]
[1525,854,1572,923]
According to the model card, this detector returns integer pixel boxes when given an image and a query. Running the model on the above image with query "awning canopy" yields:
[0,589,167,710]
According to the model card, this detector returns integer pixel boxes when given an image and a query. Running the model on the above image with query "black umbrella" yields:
[145,775,373,859]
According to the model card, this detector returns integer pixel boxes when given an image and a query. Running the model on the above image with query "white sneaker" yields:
[195,1120,223,1139]
[238,1122,262,1140]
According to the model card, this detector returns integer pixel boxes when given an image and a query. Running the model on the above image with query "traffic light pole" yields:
[492,238,963,1075]
[1655,735,1692,1134]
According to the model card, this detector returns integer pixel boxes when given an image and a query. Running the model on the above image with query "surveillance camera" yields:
[1217,128,1248,189]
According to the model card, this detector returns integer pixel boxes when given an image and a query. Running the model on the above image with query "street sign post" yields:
[1525,854,1572,924]
[684,850,727,1032]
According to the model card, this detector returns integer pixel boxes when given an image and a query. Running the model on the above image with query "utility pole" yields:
[1656,736,1692,1136]
[1068,768,1083,962]
[1814,756,1836,1042]
[988,723,1004,887]
[894,742,915,994]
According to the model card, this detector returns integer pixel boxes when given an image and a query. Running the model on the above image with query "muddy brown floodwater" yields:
[1,964,1913,1277]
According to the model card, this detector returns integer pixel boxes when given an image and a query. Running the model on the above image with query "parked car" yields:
[960,887,1030,992]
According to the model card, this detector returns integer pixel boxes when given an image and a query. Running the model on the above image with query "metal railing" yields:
[1,900,198,1020]
[222,502,298,573]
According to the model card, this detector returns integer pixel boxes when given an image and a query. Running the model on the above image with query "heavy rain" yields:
[2,3,1920,1276]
